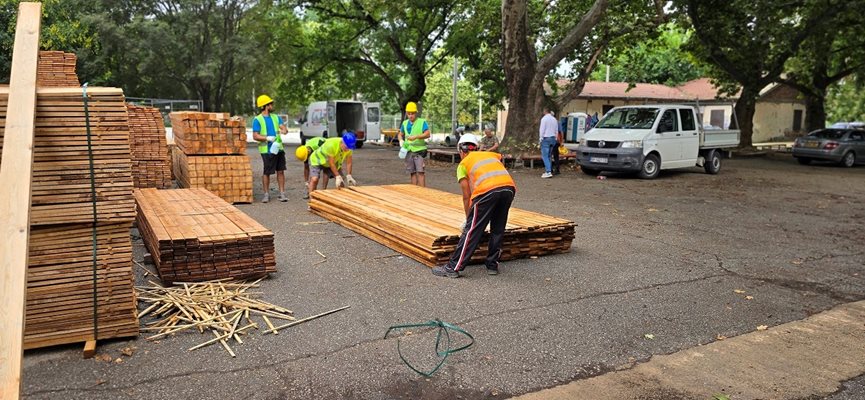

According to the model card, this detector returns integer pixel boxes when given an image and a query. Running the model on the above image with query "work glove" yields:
[346,174,357,186]
[266,135,276,142]
[335,175,345,188]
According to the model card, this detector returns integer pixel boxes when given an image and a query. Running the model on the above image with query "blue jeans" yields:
[540,136,558,173]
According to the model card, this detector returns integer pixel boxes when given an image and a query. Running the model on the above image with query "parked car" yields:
[828,121,865,130]
[792,129,865,167]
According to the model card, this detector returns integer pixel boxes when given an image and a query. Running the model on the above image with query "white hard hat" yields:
[458,133,479,146]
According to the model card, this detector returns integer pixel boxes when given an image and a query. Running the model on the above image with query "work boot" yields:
[261,193,270,203]
[431,265,459,278]
[278,192,288,202]
[486,268,499,275]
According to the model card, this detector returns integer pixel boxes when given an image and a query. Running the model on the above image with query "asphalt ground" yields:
[21,143,865,399]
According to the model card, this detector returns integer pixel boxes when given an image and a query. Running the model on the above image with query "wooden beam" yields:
[0,2,42,399]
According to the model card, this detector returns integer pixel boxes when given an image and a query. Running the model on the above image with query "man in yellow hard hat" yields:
[294,136,326,199]
[398,101,430,187]
[252,94,288,203]
[307,133,357,197]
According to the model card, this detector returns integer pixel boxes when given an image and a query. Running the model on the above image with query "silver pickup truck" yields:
[576,104,740,178]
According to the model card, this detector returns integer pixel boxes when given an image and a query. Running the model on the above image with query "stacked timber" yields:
[128,104,171,188]
[0,86,139,349]
[36,50,79,87]
[134,188,277,284]
[169,112,252,203]
[309,185,575,267]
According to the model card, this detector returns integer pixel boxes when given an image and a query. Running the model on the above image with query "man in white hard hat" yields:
[432,134,517,278]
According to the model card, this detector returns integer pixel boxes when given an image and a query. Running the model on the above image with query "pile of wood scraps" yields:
[169,111,252,203]
[136,279,349,357]
[134,188,276,284]
[36,50,79,87]
[309,185,576,267]
[0,86,139,349]
[127,104,171,188]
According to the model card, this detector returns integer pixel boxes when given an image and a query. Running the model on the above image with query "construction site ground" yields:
[21,143,865,399]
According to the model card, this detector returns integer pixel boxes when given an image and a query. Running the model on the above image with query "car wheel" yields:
[355,141,364,149]
[840,152,855,168]
[638,153,660,179]
[581,167,601,176]
[704,149,721,174]
[796,157,812,165]
[299,132,306,145]
[445,136,452,146]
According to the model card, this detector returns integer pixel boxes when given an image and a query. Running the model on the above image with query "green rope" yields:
[82,83,99,340]
[385,319,474,377]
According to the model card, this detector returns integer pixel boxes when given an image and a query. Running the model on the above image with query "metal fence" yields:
[125,97,204,126]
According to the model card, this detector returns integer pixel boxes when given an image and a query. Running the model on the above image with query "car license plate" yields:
[589,157,608,164]
[805,141,820,148]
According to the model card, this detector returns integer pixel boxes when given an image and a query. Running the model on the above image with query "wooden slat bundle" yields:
[24,223,138,349]
[309,185,575,267]
[0,87,136,225]
[127,104,171,188]
[36,50,79,87]
[172,151,253,204]
[169,111,246,155]
[134,188,276,284]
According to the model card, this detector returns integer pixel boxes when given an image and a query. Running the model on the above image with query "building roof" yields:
[553,78,739,102]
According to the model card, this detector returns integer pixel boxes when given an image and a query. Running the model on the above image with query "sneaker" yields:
[302,188,310,200]
[487,268,499,275]
[431,265,459,278]
[261,193,270,203]
[278,192,288,202]
[541,172,553,178]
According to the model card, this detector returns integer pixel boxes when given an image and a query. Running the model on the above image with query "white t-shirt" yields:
[539,113,559,140]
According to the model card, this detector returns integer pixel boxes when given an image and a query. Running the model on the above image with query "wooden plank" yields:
[0,3,41,398]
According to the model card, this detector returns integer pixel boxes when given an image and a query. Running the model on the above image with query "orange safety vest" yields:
[459,151,515,201]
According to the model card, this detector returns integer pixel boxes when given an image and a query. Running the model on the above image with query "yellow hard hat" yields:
[405,102,418,113]
[295,146,309,162]
[256,94,274,108]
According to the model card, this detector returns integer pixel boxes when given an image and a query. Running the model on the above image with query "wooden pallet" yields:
[134,188,277,284]
[309,185,575,267]
[169,111,246,155]
[0,87,136,225]
[24,223,139,349]
[36,50,79,87]
[172,151,253,204]
[127,104,171,188]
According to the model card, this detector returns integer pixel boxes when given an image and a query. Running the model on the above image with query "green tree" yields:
[679,0,846,147]
[590,25,703,86]
[826,76,865,124]
[422,56,482,132]
[778,2,865,132]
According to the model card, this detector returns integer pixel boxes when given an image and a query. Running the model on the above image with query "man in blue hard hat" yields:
[252,94,288,203]
[307,132,357,197]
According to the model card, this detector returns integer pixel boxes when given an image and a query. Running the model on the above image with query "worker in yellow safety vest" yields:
[398,101,430,187]
[431,134,516,278]
[252,94,288,203]
[294,136,326,199]
[306,133,357,197]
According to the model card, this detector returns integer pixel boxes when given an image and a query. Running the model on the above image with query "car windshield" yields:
[596,108,659,129]
[809,130,845,139]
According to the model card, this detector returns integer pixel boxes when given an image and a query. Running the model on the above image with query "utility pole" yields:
[451,58,458,135]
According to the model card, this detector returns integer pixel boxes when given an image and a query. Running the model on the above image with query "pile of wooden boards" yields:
[0,86,139,349]
[36,50,79,87]
[134,188,276,284]
[169,112,252,203]
[128,104,171,188]
[309,185,575,267]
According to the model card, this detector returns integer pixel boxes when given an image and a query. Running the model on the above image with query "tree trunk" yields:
[501,79,545,151]
[803,93,826,133]
[734,85,759,148]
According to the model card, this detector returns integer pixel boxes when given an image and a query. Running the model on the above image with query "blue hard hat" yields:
[342,131,357,149]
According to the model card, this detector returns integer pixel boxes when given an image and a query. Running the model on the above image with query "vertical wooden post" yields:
[0,2,41,399]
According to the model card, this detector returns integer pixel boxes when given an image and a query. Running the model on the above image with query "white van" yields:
[576,104,740,178]
[299,100,381,148]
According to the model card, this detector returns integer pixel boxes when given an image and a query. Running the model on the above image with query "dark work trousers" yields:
[549,140,561,174]
[447,187,516,272]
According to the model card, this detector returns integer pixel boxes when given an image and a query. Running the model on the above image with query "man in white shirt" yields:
[539,108,560,178]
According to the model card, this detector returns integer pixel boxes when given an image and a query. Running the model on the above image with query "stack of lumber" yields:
[309,185,575,267]
[134,188,276,284]
[167,135,177,180]
[169,112,252,203]
[128,104,171,188]
[36,50,79,87]
[0,86,139,349]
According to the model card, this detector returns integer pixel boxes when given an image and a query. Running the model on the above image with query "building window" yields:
[710,110,725,128]
[793,109,803,131]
